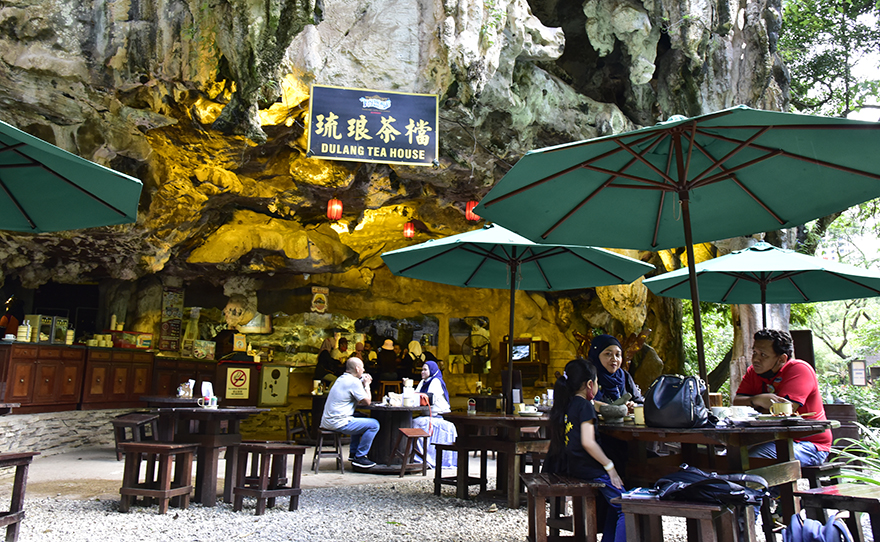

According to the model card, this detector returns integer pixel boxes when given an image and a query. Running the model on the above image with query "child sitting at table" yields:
[545,358,626,542]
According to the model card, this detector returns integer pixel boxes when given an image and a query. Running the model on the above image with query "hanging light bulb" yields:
[465,200,480,221]
[327,197,343,221]
[403,221,415,238]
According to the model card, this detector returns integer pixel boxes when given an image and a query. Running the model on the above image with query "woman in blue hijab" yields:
[587,334,644,413]
[411,359,457,469]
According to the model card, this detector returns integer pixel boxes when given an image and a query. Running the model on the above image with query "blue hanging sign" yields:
[307,84,438,166]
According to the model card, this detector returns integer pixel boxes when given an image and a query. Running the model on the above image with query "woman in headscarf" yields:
[400,340,425,380]
[411,360,458,469]
[314,337,342,384]
[587,334,644,412]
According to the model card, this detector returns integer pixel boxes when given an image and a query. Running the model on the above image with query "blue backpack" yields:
[782,513,853,542]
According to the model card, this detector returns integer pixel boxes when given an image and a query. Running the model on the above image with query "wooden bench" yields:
[119,442,196,515]
[0,451,39,542]
[521,473,603,542]
[111,412,159,461]
[796,483,880,542]
[612,496,750,542]
[388,427,429,478]
[233,442,306,515]
[434,442,488,498]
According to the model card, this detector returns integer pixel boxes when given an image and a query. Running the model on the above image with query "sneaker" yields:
[351,456,376,468]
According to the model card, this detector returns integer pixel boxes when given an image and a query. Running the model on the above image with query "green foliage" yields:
[480,0,505,47]
[681,301,733,377]
[836,423,880,485]
[779,0,880,116]
[820,384,880,426]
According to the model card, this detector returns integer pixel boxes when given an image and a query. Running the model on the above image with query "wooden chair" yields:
[388,427,429,477]
[379,381,401,396]
[233,442,307,515]
[285,410,311,442]
[612,496,750,542]
[521,473,604,542]
[118,442,196,515]
[434,442,488,498]
[311,429,344,474]
[796,483,880,542]
[111,412,159,461]
[0,451,39,542]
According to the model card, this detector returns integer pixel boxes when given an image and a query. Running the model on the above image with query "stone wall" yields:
[0,410,123,457]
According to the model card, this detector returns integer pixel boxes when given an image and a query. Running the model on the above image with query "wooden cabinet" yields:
[501,339,550,387]
[82,349,153,409]
[151,357,215,396]
[1,344,85,412]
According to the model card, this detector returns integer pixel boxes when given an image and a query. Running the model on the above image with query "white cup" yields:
[198,396,218,409]
[729,406,751,418]
[711,407,730,419]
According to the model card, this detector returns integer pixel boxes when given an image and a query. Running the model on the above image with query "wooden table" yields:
[364,404,429,474]
[152,406,267,506]
[140,395,199,407]
[600,419,835,539]
[0,451,38,542]
[456,394,502,413]
[443,412,550,508]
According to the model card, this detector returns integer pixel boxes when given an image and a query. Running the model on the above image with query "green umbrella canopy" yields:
[382,223,654,413]
[0,119,143,232]
[473,105,880,398]
[644,241,880,327]
[473,105,880,251]
[381,223,654,291]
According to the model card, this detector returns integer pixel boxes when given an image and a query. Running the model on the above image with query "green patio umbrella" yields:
[0,119,142,232]
[473,105,880,394]
[381,223,654,413]
[644,241,880,328]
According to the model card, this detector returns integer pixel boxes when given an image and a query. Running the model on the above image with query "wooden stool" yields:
[285,411,311,442]
[233,442,307,515]
[796,483,880,542]
[119,442,196,515]
[111,412,159,461]
[611,496,746,542]
[0,451,39,542]
[312,430,344,474]
[434,442,488,498]
[388,427,429,477]
[380,381,401,396]
[521,473,603,542]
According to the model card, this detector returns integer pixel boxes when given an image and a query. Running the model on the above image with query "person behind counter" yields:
[332,337,349,362]
[320,357,379,469]
[0,296,24,338]
[411,360,457,469]
[544,358,625,542]
[314,337,342,385]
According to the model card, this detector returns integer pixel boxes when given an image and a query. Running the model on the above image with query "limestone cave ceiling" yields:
[0,0,787,290]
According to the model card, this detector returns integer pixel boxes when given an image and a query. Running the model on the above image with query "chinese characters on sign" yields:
[308,85,438,166]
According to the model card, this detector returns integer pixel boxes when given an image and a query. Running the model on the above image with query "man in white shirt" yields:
[320,357,379,468]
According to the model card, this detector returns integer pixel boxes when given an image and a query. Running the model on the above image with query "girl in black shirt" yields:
[546,358,626,542]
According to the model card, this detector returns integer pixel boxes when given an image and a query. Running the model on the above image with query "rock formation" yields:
[0,0,788,391]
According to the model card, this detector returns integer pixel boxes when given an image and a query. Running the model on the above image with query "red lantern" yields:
[465,200,480,221]
[403,221,415,238]
[327,198,343,221]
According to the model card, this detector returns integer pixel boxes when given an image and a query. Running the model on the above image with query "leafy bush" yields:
[819,382,880,427]
[836,423,880,486]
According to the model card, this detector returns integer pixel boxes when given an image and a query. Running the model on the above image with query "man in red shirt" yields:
[733,329,831,467]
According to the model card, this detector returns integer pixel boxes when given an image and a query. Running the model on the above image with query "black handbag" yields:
[644,374,710,428]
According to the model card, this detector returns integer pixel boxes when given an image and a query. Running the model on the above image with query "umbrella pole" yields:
[761,285,767,329]
[680,197,712,407]
[506,261,517,415]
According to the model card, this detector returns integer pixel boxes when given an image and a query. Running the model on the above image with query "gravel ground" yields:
[13,478,707,542]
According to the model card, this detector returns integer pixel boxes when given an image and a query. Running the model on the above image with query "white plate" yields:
[517,411,543,417]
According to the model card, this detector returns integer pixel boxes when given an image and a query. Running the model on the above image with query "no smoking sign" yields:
[225,367,251,399]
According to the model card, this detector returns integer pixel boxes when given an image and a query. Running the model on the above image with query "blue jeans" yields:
[339,417,380,458]
[748,440,829,467]
[593,473,626,542]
